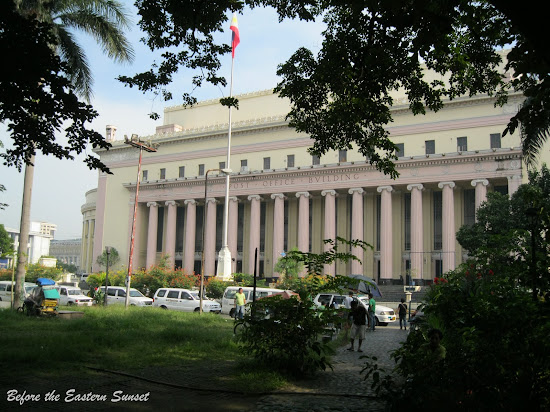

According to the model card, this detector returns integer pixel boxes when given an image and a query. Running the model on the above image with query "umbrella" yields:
[346,274,382,297]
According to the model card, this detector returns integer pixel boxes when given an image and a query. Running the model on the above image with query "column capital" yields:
[438,181,456,190]
[471,179,489,187]
[146,201,158,208]
[229,196,239,203]
[407,183,424,191]
[247,194,262,202]
[295,191,310,199]
[165,200,178,207]
[271,193,286,200]
[205,198,217,204]
[321,189,337,197]
[348,187,365,195]
[507,174,522,181]
[184,199,196,205]
[376,185,393,193]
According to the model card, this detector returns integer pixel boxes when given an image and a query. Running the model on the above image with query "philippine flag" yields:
[230,13,240,58]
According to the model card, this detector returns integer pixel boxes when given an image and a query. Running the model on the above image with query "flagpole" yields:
[217,16,238,281]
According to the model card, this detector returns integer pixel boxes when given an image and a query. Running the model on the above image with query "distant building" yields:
[5,221,56,266]
[50,239,82,269]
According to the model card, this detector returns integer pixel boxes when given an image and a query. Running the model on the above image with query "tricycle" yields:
[21,278,60,316]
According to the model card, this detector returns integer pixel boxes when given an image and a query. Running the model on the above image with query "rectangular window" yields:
[490,133,501,149]
[339,150,347,162]
[241,159,248,167]
[287,154,295,168]
[160,168,166,179]
[263,157,270,170]
[198,164,205,176]
[178,166,185,178]
[395,143,405,158]
[312,154,320,165]
[425,140,435,155]
[219,161,226,170]
[142,170,148,181]
[457,136,468,152]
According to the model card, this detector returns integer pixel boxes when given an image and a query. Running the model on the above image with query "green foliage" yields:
[233,273,268,287]
[204,277,232,300]
[457,165,550,299]
[235,238,363,376]
[56,261,79,274]
[95,247,120,269]
[1,0,110,172]
[24,263,63,283]
[274,248,304,279]
[239,295,339,376]
[0,224,15,257]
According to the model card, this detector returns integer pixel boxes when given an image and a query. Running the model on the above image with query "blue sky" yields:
[0,3,325,239]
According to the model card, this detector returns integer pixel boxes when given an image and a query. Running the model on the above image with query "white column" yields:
[164,200,178,269]
[203,198,217,277]
[295,192,310,254]
[507,175,522,197]
[271,193,285,275]
[183,199,196,273]
[438,181,456,273]
[407,184,424,280]
[248,195,262,275]
[348,188,364,274]
[321,189,336,275]
[228,197,239,274]
[471,179,489,220]
[146,202,158,269]
[377,186,393,281]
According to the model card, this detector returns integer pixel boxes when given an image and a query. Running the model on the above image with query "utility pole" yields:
[124,135,157,308]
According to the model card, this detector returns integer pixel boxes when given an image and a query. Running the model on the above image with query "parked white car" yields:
[99,286,153,306]
[153,288,221,313]
[357,296,396,326]
[57,285,93,306]
[0,281,37,302]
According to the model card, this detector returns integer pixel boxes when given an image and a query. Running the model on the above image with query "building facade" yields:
[5,221,56,266]
[86,82,548,284]
[50,239,82,269]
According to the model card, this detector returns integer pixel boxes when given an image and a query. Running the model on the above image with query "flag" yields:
[230,13,240,58]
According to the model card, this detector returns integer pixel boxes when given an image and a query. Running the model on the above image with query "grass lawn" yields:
[0,306,287,393]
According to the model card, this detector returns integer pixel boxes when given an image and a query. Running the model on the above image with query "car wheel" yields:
[229,308,235,318]
[160,305,168,310]
[68,302,74,306]
[375,317,380,326]
[194,307,200,312]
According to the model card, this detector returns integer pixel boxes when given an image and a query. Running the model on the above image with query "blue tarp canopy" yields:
[36,278,56,286]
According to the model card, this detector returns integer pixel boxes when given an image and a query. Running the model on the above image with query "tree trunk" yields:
[13,157,34,310]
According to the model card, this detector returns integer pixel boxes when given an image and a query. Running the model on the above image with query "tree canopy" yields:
[0,224,15,258]
[122,0,549,177]
[1,0,110,172]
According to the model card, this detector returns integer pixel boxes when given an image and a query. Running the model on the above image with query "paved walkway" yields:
[1,324,407,412]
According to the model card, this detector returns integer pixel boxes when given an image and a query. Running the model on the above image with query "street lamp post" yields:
[124,135,158,308]
[200,168,231,314]
[104,246,111,306]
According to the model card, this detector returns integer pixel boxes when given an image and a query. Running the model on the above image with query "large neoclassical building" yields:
[81,72,546,284]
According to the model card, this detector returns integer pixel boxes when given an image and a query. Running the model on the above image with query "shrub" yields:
[204,277,232,300]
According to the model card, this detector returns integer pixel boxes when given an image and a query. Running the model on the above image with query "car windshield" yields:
[129,290,145,297]
[68,289,83,295]
[25,286,35,294]
[191,292,200,300]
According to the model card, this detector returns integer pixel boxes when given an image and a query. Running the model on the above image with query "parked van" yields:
[0,281,37,302]
[221,286,284,317]
[153,288,221,313]
[57,285,93,306]
[99,286,153,306]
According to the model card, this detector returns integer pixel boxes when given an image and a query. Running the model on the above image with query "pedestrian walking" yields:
[368,292,376,331]
[235,287,246,320]
[347,300,367,352]
[398,298,408,330]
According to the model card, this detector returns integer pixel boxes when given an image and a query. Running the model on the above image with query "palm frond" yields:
[57,25,93,101]
[519,94,550,169]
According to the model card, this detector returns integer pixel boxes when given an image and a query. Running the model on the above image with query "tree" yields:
[96,247,120,269]
[457,164,550,299]
[123,1,549,176]
[0,225,15,258]
[17,0,135,102]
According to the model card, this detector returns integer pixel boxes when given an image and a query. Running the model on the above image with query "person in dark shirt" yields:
[347,300,367,352]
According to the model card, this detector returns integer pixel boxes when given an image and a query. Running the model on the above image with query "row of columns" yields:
[141,177,515,277]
